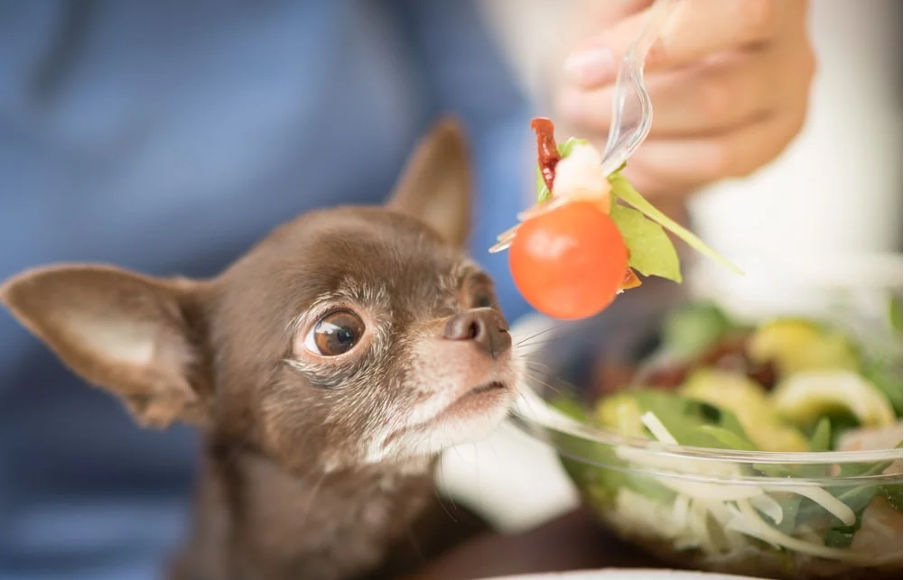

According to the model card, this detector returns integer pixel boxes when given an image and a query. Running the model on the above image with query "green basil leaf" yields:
[608,171,742,275]
[609,202,682,282]
[808,417,832,452]
[557,137,590,158]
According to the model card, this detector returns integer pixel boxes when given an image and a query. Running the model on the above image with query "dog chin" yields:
[364,382,515,464]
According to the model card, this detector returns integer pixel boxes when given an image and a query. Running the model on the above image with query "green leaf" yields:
[598,390,757,450]
[775,493,803,534]
[859,358,902,417]
[608,171,743,275]
[695,424,758,451]
[609,202,682,282]
[880,484,903,512]
[557,137,589,158]
[824,523,859,548]
[551,426,674,506]
[808,417,832,452]
[661,301,733,358]
[536,165,551,202]
[549,395,589,422]
[890,295,903,335]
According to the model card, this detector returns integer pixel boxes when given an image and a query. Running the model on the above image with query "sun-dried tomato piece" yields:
[531,117,560,193]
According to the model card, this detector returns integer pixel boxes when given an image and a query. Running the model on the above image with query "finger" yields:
[558,46,800,138]
[577,0,651,26]
[564,0,652,87]
[565,0,799,89]
[627,110,808,189]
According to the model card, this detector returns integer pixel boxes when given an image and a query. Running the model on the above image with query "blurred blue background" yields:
[0,1,532,578]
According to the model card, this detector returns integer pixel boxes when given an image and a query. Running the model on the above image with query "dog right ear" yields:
[1,265,209,428]
[386,118,472,248]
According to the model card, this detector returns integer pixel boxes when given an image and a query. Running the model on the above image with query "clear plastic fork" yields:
[490,0,679,254]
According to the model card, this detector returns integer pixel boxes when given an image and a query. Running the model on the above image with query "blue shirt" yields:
[0,1,531,577]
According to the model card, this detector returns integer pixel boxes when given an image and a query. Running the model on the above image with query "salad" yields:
[543,301,903,577]
[492,118,738,320]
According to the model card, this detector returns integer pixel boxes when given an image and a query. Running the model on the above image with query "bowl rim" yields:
[512,395,903,465]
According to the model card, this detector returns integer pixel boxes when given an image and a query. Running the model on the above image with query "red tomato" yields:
[509,201,628,319]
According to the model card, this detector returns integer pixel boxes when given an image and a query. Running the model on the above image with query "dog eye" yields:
[303,310,365,356]
[473,291,494,309]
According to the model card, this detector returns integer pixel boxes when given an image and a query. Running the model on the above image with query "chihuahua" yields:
[1,120,520,580]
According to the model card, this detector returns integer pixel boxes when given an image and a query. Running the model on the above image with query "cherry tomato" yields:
[509,201,628,319]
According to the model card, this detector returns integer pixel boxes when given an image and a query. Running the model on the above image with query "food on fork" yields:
[498,118,738,320]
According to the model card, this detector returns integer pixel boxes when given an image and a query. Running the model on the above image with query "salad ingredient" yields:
[609,202,681,282]
[661,302,734,359]
[499,119,738,320]
[848,495,903,558]
[838,422,904,452]
[773,370,896,428]
[551,143,612,211]
[607,172,742,275]
[680,370,809,451]
[531,117,560,195]
[594,389,755,451]
[748,319,859,376]
[538,303,902,573]
[508,201,627,319]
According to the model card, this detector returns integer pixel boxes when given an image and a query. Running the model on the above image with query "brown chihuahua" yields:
[1,120,520,580]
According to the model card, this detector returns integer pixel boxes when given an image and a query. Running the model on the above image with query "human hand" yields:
[557,0,816,198]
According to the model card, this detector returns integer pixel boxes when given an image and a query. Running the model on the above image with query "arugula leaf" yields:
[609,202,682,283]
[557,137,589,158]
[775,493,803,535]
[890,294,902,335]
[880,483,902,512]
[785,459,891,548]
[596,390,757,450]
[549,395,589,422]
[824,523,860,548]
[608,171,742,275]
[695,424,757,451]
[808,417,832,452]
[661,301,733,358]
[861,355,904,416]
[551,425,674,505]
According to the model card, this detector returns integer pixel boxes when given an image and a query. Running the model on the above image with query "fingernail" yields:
[564,49,616,87]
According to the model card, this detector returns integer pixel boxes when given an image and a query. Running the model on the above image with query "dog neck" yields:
[173,439,436,580]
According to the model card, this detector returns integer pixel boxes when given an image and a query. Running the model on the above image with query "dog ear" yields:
[386,117,472,247]
[1,264,209,428]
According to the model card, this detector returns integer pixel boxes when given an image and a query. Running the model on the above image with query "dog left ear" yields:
[1,265,209,428]
[386,118,472,248]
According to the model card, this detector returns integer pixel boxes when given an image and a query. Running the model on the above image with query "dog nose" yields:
[443,308,511,358]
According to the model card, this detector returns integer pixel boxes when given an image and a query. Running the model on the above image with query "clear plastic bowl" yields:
[511,285,903,580]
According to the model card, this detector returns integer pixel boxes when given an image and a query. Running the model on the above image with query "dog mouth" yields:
[383,380,510,447]
[467,380,507,397]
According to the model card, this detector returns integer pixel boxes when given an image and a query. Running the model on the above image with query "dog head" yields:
[1,121,519,474]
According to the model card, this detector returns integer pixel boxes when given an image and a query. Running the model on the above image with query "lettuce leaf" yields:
[661,301,733,358]
[608,171,743,275]
[557,137,589,158]
[536,166,551,202]
[890,295,902,334]
[808,417,832,452]
[595,390,757,450]
[609,202,682,283]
